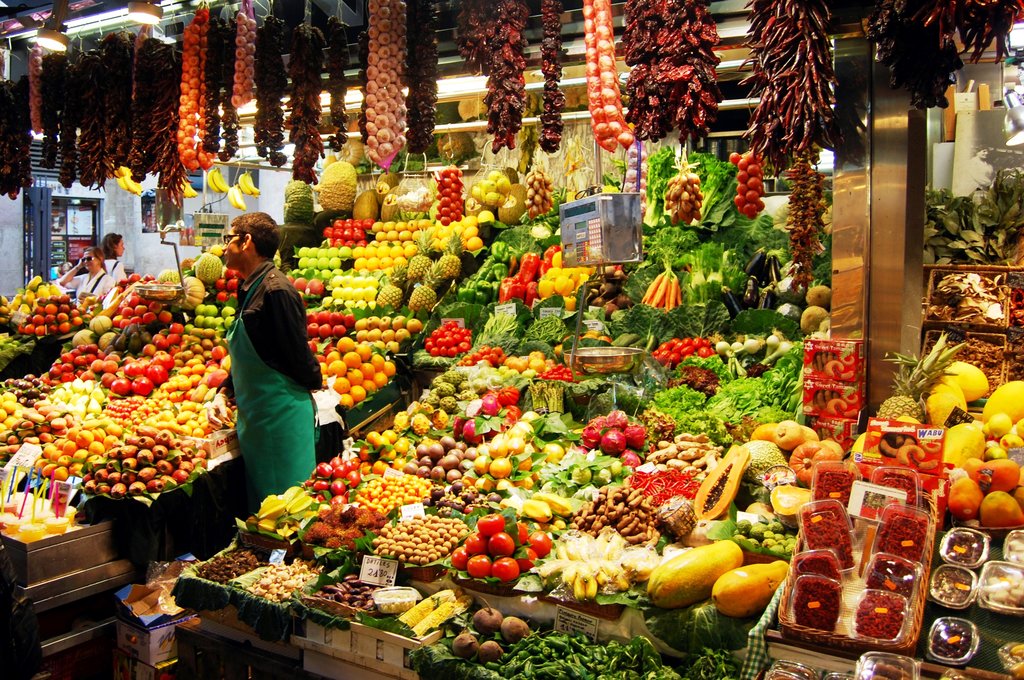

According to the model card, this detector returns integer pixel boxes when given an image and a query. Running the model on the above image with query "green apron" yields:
[227,269,315,509]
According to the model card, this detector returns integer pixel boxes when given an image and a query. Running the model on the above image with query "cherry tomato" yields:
[450,546,469,571]
[466,554,493,579]
[491,556,520,583]
[528,531,553,558]
[697,345,716,358]
[487,532,516,557]
[477,513,506,537]
[729,152,742,164]
[516,547,538,572]
[464,532,487,555]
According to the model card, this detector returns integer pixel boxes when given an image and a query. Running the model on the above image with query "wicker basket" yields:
[538,594,625,621]
[778,494,938,655]
[451,575,522,598]
[238,531,295,557]
[923,265,1012,330]
[402,564,447,582]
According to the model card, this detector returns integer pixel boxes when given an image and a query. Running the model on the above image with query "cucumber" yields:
[613,333,641,347]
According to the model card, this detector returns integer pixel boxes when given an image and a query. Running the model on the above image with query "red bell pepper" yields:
[524,281,539,308]
[499,278,516,303]
[539,245,560,276]
[509,280,526,301]
[517,253,541,284]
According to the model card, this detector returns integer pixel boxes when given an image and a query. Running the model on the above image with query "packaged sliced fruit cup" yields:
[44,516,70,535]
[998,642,1024,680]
[812,460,861,506]
[16,522,46,543]
[872,504,931,564]
[929,564,977,610]
[927,617,980,666]
[1004,529,1024,565]
[869,465,921,507]
[765,660,819,680]
[791,548,842,580]
[798,499,855,570]
[978,560,1024,615]
[790,573,843,632]
[865,552,920,599]
[939,527,989,569]
[852,589,911,647]
[372,586,422,614]
[855,651,919,680]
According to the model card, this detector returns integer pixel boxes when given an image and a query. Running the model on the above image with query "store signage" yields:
[383,467,405,479]
[847,480,907,521]
[583,319,605,332]
[4,443,41,471]
[554,606,599,642]
[538,307,563,319]
[495,303,517,317]
[360,556,399,587]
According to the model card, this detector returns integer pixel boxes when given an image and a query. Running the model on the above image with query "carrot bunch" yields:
[641,265,682,311]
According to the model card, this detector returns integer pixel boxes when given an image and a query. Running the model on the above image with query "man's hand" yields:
[206,392,231,428]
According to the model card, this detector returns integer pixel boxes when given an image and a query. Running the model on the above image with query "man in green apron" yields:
[206,213,322,510]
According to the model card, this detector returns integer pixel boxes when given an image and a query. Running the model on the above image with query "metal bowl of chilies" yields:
[567,347,645,376]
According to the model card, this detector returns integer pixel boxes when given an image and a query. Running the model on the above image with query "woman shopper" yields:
[57,247,114,299]
[101,233,127,283]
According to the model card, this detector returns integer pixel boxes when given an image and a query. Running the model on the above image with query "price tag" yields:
[383,467,405,479]
[400,503,425,521]
[539,307,563,319]
[736,511,763,526]
[360,555,399,587]
[269,549,286,564]
[588,306,603,315]
[4,443,41,471]
[495,303,517,317]
[945,326,966,343]
[56,478,81,507]
[636,462,656,474]
[582,319,605,332]
[554,606,599,642]
[441,318,465,328]
[944,407,975,428]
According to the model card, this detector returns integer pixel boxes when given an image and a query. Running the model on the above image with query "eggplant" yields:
[765,255,782,285]
[722,288,744,318]
[758,286,778,310]
[744,249,767,282]
[742,275,760,308]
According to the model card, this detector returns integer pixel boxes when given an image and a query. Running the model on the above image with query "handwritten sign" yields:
[636,463,657,474]
[582,319,605,333]
[538,307,563,319]
[400,503,425,522]
[495,303,517,317]
[944,407,975,428]
[383,467,405,479]
[441,318,465,328]
[4,443,41,471]
[554,606,599,642]
[360,556,399,587]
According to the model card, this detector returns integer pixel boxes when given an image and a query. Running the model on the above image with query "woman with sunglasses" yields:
[206,213,322,509]
[57,247,114,300]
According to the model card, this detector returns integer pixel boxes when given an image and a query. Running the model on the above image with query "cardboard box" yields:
[293,620,439,680]
[116,583,185,628]
[116,615,196,666]
[853,418,947,477]
[808,414,862,452]
[802,377,865,418]
[185,428,239,461]
[803,339,865,382]
[113,647,176,680]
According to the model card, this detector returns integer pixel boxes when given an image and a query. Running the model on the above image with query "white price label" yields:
[538,307,563,319]
[360,556,399,587]
[400,503,425,521]
[269,549,286,564]
[636,463,657,474]
[736,511,763,526]
[582,319,605,332]
[495,303,517,317]
[383,467,405,479]
[4,443,41,471]
[554,606,599,642]
[440,318,466,328]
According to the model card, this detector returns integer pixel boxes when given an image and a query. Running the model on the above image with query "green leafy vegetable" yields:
[712,213,789,264]
[665,302,732,340]
[645,226,703,269]
[644,600,756,654]
[645,148,679,228]
[678,355,732,383]
[690,152,738,231]
[493,225,543,258]
[607,304,669,350]
[730,309,799,340]
[704,378,766,424]
[673,410,733,447]
[679,647,743,680]
[653,385,708,415]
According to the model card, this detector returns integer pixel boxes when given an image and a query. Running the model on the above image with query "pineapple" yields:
[407,230,433,282]
[438,233,463,280]
[389,264,408,290]
[408,263,443,312]
[376,265,407,308]
[877,333,963,421]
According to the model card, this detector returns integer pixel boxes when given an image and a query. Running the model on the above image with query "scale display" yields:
[559,193,642,267]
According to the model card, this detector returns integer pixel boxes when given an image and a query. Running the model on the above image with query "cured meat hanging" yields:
[743,0,838,173]
[364,0,407,168]
[254,15,288,167]
[201,17,229,159]
[39,52,66,170]
[583,0,634,152]
[485,0,529,152]
[406,0,439,155]
[0,76,32,198]
[325,16,350,152]
[539,0,565,153]
[288,24,326,184]
[130,38,187,204]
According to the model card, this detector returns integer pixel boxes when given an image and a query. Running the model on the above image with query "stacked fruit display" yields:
[19,295,87,338]
[579,410,648,468]
[8,277,63,317]
[323,218,375,247]
[303,456,362,503]
[80,425,208,498]
[449,512,549,583]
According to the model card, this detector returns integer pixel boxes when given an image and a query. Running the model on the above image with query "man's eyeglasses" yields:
[223,232,246,244]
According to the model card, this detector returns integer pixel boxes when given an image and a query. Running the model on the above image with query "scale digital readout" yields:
[558,193,642,267]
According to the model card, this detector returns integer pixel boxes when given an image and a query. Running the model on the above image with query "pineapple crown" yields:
[885,333,964,399]
[445,232,463,256]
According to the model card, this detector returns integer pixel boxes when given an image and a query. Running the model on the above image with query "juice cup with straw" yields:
[44,516,69,535]
[17,522,46,543]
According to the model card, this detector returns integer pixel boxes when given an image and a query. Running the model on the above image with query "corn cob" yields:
[398,589,455,627]
[411,594,472,637]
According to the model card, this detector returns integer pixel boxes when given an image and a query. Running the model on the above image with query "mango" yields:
[983,382,1024,424]
[946,361,989,402]
[1014,487,1024,514]
[712,561,789,618]
[963,458,1021,494]
[943,423,986,467]
[932,379,968,410]
[648,540,743,609]
[948,477,984,521]
[980,491,1024,528]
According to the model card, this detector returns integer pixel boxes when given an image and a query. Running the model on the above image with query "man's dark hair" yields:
[231,212,280,259]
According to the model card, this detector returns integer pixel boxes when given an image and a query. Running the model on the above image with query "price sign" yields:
[538,307,563,319]
[554,606,599,642]
[736,511,763,526]
[441,318,465,328]
[269,549,286,565]
[400,503,425,521]
[583,319,605,332]
[383,467,405,479]
[945,326,966,343]
[4,443,41,471]
[944,407,975,428]
[588,306,603,315]
[360,555,399,587]
[636,462,656,474]
[495,303,517,317]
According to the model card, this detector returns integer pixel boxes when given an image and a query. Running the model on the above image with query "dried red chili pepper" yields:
[785,151,826,289]
[0,76,32,199]
[799,499,854,569]
[854,590,908,641]
[456,0,493,75]
[39,52,66,170]
[792,549,842,581]
[325,17,350,153]
[254,16,288,167]
[201,17,228,159]
[792,574,842,631]
[484,0,528,152]
[406,0,439,155]
[870,466,920,506]
[811,461,859,506]
[874,504,931,563]
[218,19,240,163]
[953,0,1022,63]
[539,0,565,153]
[357,29,370,145]
[59,58,84,189]
[287,24,326,184]
[101,32,134,177]
[1010,289,1024,327]
[129,38,185,204]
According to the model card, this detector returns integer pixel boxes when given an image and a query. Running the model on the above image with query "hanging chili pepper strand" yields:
[219,19,240,162]
[743,0,838,174]
[202,17,227,159]
[288,24,326,184]
[28,46,43,134]
[254,15,288,167]
[456,0,493,75]
[0,76,32,198]
[75,50,109,189]
[357,29,370,145]
[131,38,186,204]
[953,0,1023,63]
[177,6,209,171]
[539,0,565,153]
[485,0,528,152]
[325,17,350,152]
[784,150,826,289]
[129,34,159,180]
[406,0,438,155]
[102,32,134,174]
[39,52,66,170]
[58,58,83,189]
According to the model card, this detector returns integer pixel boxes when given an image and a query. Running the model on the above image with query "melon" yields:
[181,276,205,311]
[89,315,113,335]
[98,331,118,350]
[193,254,224,286]
[157,269,181,283]
[71,329,97,348]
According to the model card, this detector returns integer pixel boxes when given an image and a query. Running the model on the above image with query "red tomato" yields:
[466,554,493,579]
[487,532,516,557]
[516,547,538,572]
[729,152,742,165]
[464,533,487,555]
[344,470,361,487]
[516,522,529,545]
[477,514,506,537]
[450,546,469,571]
[491,557,520,583]
[528,531,553,558]
[697,346,716,358]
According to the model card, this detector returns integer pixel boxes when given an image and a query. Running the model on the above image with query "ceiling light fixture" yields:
[34,0,70,52]
[128,1,163,26]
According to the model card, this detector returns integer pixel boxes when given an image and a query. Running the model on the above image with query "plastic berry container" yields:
[852,589,911,646]
[978,560,1024,615]
[812,460,862,506]
[939,527,990,569]
[791,549,842,581]
[790,573,843,632]
[869,466,921,507]
[929,564,978,610]
[823,674,853,680]
[372,587,422,614]
[1004,530,1024,565]
[872,504,932,564]
[927,617,980,666]
[855,652,919,680]
[799,499,855,570]
[865,552,921,599]
[997,642,1024,679]
[765,660,820,680]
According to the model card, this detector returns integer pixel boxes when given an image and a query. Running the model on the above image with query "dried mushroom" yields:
[927,272,1006,325]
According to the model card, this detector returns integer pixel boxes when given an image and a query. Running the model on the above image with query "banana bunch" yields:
[206,167,230,194]
[227,184,248,211]
[521,491,575,526]
[533,529,660,601]
[182,181,198,199]
[115,167,143,195]
[238,171,260,197]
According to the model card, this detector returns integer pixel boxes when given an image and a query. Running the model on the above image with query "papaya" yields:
[948,477,984,521]
[648,540,743,609]
[963,458,1020,494]
[712,561,789,618]
[693,446,750,519]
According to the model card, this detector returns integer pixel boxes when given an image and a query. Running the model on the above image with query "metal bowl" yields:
[566,346,645,376]
[135,283,183,302]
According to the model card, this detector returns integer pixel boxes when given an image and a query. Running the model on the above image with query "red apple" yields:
[110,378,133,396]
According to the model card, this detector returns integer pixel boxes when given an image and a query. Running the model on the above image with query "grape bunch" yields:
[730,151,765,219]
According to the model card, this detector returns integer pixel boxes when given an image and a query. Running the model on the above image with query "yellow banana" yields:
[238,171,260,197]
[116,175,130,192]
[228,185,247,211]
[182,182,198,199]
[125,176,143,195]
[207,167,229,193]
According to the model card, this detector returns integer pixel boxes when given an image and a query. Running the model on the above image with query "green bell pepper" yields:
[457,286,477,303]
[490,263,509,281]
[491,241,510,265]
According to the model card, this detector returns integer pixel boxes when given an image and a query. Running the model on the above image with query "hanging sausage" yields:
[406,0,438,155]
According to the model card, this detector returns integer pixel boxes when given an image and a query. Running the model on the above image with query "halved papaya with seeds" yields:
[694,445,751,519]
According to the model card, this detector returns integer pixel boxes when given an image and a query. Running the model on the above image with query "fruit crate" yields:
[923,265,1014,331]
[293,618,440,680]
[1005,327,1024,382]
[922,330,1005,398]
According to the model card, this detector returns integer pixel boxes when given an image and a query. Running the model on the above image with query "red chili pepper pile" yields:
[854,590,907,641]
[287,24,325,184]
[629,469,701,506]
[792,574,842,631]
[405,0,439,155]
[784,151,827,289]
[743,0,838,173]
[539,0,565,153]
[875,505,930,563]
[484,0,528,152]
[800,500,854,568]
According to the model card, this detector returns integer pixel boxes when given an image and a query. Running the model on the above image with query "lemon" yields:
[985,412,1014,438]
[1000,433,1024,450]
[985,445,1008,460]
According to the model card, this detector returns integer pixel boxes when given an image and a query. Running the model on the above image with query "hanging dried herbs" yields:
[325,17,350,152]
[59,57,83,189]
[288,24,326,183]
[743,0,839,173]
[357,29,370,145]
[130,38,186,204]
[539,0,565,153]
[457,0,493,75]
[254,15,288,167]
[219,19,240,162]
[39,53,66,170]
[202,16,228,158]
[101,32,134,174]
[0,77,32,198]
[406,0,438,155]
[785,151,826,289]
[485,0,528,152]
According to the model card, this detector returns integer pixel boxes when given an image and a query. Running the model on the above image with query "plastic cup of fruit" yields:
[44,516,70,535]
[17,523,47,543]
[1,513,24,536]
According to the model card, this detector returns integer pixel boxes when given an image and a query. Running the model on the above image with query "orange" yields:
[371,460,388,475]
[346,369,363,386]
[332,377,351,395]
[339,394,354,409]
[75,430,95,448]
[337,337,356,353]
[373,373,388,388]
[356,344,372,362]
[370,354,386,370]
[327,360,345,377]
[363,381,377,395]
[325,350,341,364]
[383,361,396,377]
[350,385,367,403]
[360,363,376,381]
[343,351,362,369]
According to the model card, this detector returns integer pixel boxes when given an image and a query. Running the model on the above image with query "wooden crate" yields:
[196,606,299,660]
[292,619,439,680]
[175,625,308,680]
[923,329,1006,397]
[923,265,1012,331]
